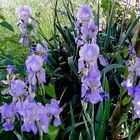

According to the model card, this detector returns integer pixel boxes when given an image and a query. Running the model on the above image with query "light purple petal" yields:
[37,68,46,83]
[99,55,109,66]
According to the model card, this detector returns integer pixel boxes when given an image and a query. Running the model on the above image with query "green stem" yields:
[37,121,43,140]
[91,104,95,140]
[39,130,43,140]
[128,118,135,140]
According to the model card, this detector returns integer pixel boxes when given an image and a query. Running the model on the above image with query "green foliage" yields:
[122,96,131,106]
[45,83,56,98]
[44,125,59,140]
[101,0,111,13]
[119,17,140,46]
[68,56,79,79]
[0,14,14,32]
[0,21,14,32]
[0,0,139,139]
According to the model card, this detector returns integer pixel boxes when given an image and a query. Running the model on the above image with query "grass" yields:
[0,0,92,35]
[0,0,93,53]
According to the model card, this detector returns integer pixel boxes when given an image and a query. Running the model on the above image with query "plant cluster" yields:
[0,1,140,140]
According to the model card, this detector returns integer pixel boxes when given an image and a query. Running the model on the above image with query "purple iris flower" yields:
[134,108,140,118]
[18,6,31,23]
[3,121,14,131]
[136,57,140,76]
[134,82,140,95]
[10,79,26,97]
[19,23,26,33]
[99,55,109,66]
[81,20,98,38]
[37,103,49,133]
[127,60,135,72]
[17,6,35,47]
[121,44,140,118]
[29,46,36,53]
[87,64,100,79]
[81,84,89,98]
[82,89,103,104]
[100,92,110,100]
[21,121,37,134]
[30,85,36,92]
[0,102,17,119]
[20,37,30,46]
[36,41,48,55]
[78,58,85,73]
[81,23,89,36]
[42,54,48,63]
[6,65,16,74]
[76,4,108,104]
[75,36,84,47]
[88,20,98,37]
[27,68,36,85]
[76,4,92,22]
[26,54,46,88]
[89,90,103,104]
[0,5,63,134]
[0,102,17,131]
[132,90,140,118]
[46,99,63,126]
[16,18,23,26]
[16,97,55,134]
[79,43,99,63]
[36,68,46,84]
[121,74,135,96]
[75,20,82,29]
[81,68,101,89]
[36,41,48,62]
[16,98,39,134]
[26,54,43,72]
[129,44,136,57]
[81,65,103,104]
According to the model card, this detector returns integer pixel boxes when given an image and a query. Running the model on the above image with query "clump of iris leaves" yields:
[0,0,140,140]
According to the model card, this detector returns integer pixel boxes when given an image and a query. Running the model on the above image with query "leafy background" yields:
[0,0,140,140]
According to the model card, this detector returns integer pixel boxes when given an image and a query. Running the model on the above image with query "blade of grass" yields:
[95,102,103,139]
[61,122,85,140]
[83,115,91,140]
[79,132,83,140]
[62,0,76,36]
[98,77,110,140]
[68,56,79,79]
[119,17,140,46]
[101,64,126,76]
[69,103,76,140]
[104,0,115,51]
